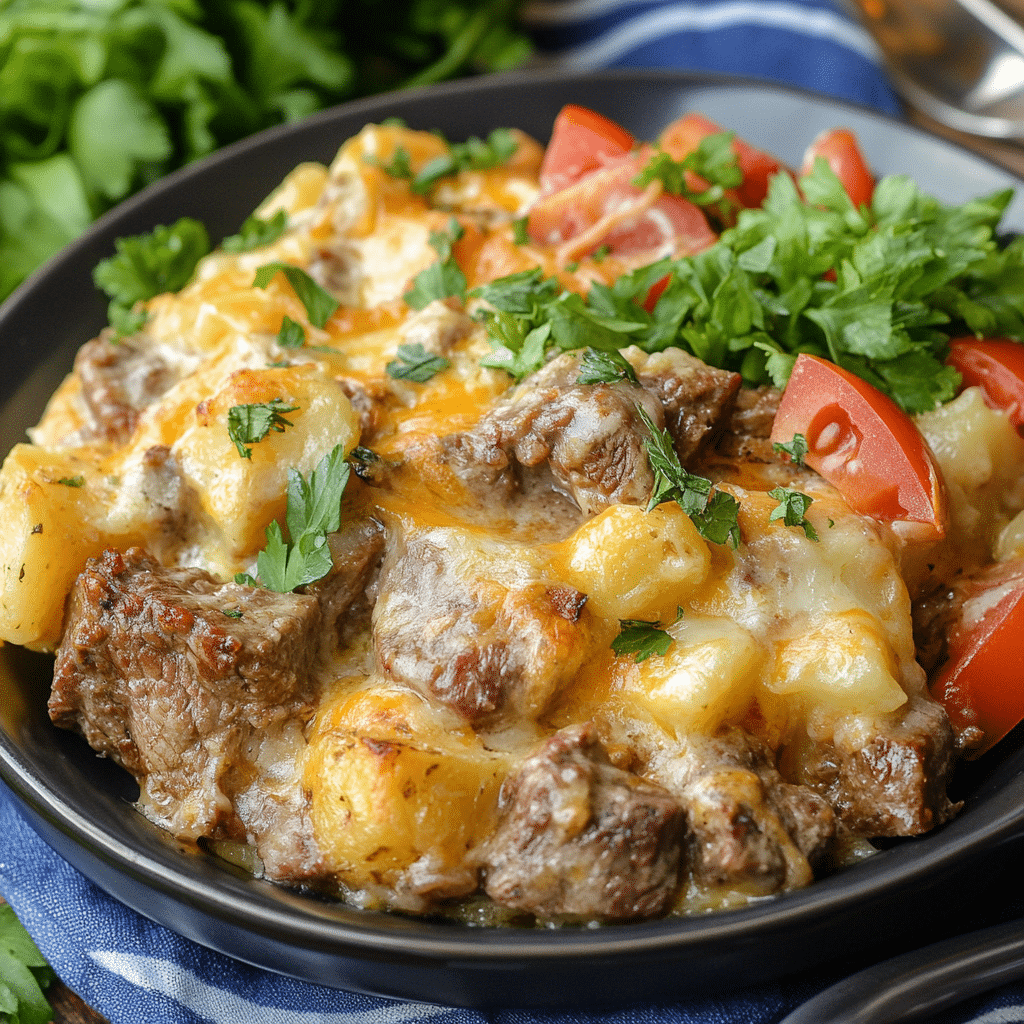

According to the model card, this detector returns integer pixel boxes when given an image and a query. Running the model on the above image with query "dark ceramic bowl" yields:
[2,70,1024,1009]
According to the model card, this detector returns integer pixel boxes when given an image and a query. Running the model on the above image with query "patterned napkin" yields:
[3,3,1017,1023]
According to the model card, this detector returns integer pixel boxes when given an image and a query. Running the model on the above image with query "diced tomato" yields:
[642,274,671,313]
[539,104,636,195]
[769,354,947,540]
[801,128,875,209]
[931,559,1024,757]
[659,112,788,209]
[946,337,1024,433]
[527,152,717,266]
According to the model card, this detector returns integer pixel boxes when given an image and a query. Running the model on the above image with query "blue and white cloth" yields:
[1,4,1019,1023]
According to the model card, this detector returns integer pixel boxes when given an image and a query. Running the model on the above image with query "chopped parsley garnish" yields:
[221,210,287,253]
[371,145,414,180]
[93,217,210,333]
[0,902,55,1024]
[637,405,741,547]
[386,343,450,382]
[371,129,518,194]
[512,216,530,245]
[632,133,742,211]
[773,433,809,467]
[768,486,819,541]
[576,347,639,385]
[56,476,84,487]
[253,262,339,328]
[227,399,298,459]
[612,609,684,662]
[403,218,467,309]
[223,609,243,619]
[277,315,305,349]
[237,444,350,593]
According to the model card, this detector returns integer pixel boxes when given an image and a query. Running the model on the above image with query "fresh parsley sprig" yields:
[375,128,518,194]
[253,263,339,328]
[93,217,210,334]
[236,444,350,593]
[773,433,808,466]
[576,347,639,385]
[277,315,306,349]
[403,218,467,309]
[612,618,673,662]
[637,405,741,547]
[222,210,288,253]
[632,132,742,213]
[227,398,299,459]
[386,343,451,382]
[0,902,55,1024]
[768,486,819,540]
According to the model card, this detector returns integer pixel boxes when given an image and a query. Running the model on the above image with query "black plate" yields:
[2,69,1024,1009]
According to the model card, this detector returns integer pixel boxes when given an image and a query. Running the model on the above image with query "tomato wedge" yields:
[539,104,636,195]
[527,152,718,266]
[801,128,874,209]
[930,559,1024,758]
[659,112,787,209]
[946,337,1024,433]
[770,354,947,540]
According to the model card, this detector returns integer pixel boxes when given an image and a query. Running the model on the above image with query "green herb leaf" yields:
[410,128,518,194]
[633,133,741,211]
[370,145,414,180]
[637,405,741,546]
[576,347,639,385]
[223,609,243,619]
[277,315,306,349]
[227,398,299,459]
[768,486,819,540]
[94,217,210,331]
[403,218,467,308]
[386,343,451,382]
[222,210,288,253]
[0,903,54,1024]
[56,476,84,487]
[254,262,340,328]
[512,215,529,245]
[772,433,808,466]
[612,618,674,662]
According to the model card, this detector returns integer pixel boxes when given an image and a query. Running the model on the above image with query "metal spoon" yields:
[779,916,1024,1023]
[846,0,1024,139]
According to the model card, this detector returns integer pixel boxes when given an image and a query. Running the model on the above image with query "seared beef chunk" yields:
[49,547,324,879]
[793,695,959,835]
[658,727,835,893]
[394,349,738,523]
[337,377,389,439]
[372,525,589,724]
[483,724,684,919]
[74,334,177,445]
[712,385,783,463]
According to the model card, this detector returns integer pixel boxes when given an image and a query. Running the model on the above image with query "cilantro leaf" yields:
[576,347,639,385]
[773,433,808,466]
[512,215,530,245]
[403,218,467,309]
[93,217,210,331]
[0,903,54,1024]
[636,405,741,546]
[633,133,741,213]
[56,476,85,487]
[222,210,288,253]
[612,618,674,662]
[253,262,339,328]
[386,343,451,382]
[768,486,819,540]
[227,399,299,459]
[370,145,414,180]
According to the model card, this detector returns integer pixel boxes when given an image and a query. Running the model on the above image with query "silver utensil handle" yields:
[780,918,1024,1024]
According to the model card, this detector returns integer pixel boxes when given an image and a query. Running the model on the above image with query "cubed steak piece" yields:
[482,723,685,920]
[49,547,324,879]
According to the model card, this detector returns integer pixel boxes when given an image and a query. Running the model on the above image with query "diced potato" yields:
[770,608,908,715]
[620,616,764,736]
[0,444,140,649]
[558,503,711,622]
[304,684,509,891]
[172,364,359,560]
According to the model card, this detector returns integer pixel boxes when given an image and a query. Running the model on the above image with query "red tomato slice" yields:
[946,337,1024,433]
[539,104,636,195]
[930,559,1024,758]
[527,152,718,265]
[769,354,947,540]
[801,128,875,209]
[659,112,788,209]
